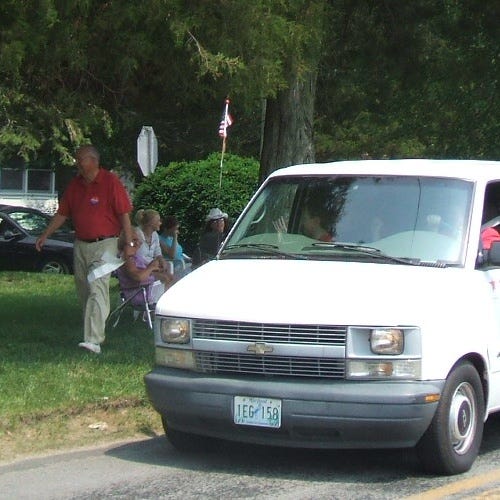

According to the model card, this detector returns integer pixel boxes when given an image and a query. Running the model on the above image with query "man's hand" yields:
[35,234,47,252]
[35,213,68,251]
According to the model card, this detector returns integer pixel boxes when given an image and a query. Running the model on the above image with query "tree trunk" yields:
[259,71,317,183]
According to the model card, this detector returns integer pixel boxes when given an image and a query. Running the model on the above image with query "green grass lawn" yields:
[0,271,161,460]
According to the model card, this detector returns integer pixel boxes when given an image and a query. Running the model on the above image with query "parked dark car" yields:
[0,204,74,274]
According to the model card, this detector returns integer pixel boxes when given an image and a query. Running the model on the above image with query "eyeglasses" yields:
[74,154,94,163]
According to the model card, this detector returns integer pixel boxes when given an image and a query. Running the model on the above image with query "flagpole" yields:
[217,98,231,207]
[218,136,226,206]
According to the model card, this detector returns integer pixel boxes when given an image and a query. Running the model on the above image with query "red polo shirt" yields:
[58,168,132,240]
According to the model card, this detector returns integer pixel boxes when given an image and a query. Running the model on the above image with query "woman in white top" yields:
[134,209,168,270]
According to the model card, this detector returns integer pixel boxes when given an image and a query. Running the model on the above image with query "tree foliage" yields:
[315,1,500,160]
[0,0,498,181]
[132,153,259,252]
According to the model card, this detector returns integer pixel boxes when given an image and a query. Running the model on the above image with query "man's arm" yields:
[118,212,133,244]
[35,214,69,251]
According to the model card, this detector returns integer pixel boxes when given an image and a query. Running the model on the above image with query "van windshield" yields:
[222,175,473,265]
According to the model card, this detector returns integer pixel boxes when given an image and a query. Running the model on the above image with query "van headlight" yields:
[346,326,421,380]
[370,328,404,355]
[159,318,191,344]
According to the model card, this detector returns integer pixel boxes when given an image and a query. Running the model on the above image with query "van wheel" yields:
[416,361,484,475]
[162,416,217,452]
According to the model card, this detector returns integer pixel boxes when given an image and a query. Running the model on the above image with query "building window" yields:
[0,168,55,194]
[0,169,24,191]
[27,169,53,192]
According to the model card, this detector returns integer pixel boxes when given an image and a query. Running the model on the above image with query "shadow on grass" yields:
[0,271,156,424]
[0,272,155,363]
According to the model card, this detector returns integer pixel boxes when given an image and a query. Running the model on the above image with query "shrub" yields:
[132,152,260,253]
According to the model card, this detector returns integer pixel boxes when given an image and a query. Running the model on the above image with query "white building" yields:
[0,167,58,214]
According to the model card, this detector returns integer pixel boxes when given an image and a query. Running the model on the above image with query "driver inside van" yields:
[301,201,334,242]
[272,202,334,242]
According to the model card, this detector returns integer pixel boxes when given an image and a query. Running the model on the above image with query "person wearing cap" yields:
[193,208,228,267]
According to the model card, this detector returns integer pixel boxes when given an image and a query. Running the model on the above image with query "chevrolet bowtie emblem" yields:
[247,342,273,355]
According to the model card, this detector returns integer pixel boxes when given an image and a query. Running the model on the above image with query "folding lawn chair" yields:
[107,272,164,330]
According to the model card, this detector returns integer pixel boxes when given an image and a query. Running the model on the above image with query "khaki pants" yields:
[73,238,119,345]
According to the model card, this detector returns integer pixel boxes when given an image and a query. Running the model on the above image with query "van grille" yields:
[191,320,347,379]
[194,352,345,378]
[192,319,347,345]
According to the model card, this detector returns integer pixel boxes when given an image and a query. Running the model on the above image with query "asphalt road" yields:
[3,414,500,499]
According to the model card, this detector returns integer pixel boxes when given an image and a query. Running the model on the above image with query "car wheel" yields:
[39,258,70,274]
[162,416,217,452]
[416,361,484,475]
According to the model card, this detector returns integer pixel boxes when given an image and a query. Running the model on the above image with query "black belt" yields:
[78,235,118,243]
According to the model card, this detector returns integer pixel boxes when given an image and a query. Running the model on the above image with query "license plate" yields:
[233,396,282,428]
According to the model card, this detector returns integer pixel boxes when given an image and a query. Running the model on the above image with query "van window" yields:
[224,175,473,265]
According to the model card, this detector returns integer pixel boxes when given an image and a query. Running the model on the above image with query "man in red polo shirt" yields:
[36,145,133,354]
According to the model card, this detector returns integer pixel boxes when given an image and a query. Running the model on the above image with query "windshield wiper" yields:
[222,242,450,267]
[222,243,307,259]
[306,241,422,266]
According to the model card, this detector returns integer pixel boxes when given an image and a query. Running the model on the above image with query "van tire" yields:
[416,361,484,475]
[162,416,217,452]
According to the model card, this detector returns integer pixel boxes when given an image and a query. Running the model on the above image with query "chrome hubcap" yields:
[449,382,476,454]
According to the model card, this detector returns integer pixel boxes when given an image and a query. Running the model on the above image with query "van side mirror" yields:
[489,241,500,266]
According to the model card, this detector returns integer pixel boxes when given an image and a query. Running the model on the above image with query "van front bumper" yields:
[144,367,444,449]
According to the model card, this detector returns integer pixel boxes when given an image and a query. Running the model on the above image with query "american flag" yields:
[218,99,233,138]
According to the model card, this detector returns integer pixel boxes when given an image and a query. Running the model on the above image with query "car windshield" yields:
[7,210,72,236]
[222,175,473,266]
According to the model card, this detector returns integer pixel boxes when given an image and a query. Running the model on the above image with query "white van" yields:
[145,159,500,475]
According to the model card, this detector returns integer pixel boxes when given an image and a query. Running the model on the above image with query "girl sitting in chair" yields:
[116,230,173,306]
